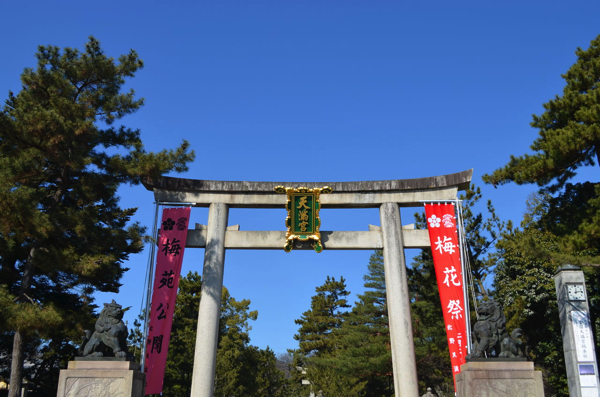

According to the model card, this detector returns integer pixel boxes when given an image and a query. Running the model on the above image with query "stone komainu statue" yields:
[80,300,129,358]
[469,299,524,358]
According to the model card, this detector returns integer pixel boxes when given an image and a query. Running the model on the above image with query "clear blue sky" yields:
[1,0,598,354]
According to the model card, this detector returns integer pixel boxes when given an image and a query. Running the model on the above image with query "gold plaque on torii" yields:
[274,186,332,253]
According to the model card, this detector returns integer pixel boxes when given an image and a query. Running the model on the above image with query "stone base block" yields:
[57,360,145,397]
[456,361,544,397]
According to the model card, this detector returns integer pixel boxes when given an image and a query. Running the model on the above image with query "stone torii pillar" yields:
[143,169,472,397]
[380,202,418,394]
[192,203,228,396]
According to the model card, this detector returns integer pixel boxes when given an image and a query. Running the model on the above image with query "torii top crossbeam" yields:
[143,169,472,208]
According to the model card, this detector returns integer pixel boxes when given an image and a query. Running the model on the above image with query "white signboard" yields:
[579,364,598,387]
[572,311,595,362]
[581,388,598,397]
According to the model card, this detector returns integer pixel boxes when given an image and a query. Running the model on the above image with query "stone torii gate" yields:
[143,169,472,397]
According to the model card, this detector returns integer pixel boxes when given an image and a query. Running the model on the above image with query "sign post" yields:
[555,265,600,397]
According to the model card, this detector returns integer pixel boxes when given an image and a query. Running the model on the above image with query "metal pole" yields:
[455,200,472,355]
[141,201,161,372]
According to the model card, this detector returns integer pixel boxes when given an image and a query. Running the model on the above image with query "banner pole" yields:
[141,201,161,373]
[455,199,472,355]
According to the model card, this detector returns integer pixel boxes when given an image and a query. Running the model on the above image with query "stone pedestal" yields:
[57,360,145,397]
[456,361,544,397]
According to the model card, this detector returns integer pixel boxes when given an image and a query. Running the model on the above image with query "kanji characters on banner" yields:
[145,207,191,395]
[424,203,468,390]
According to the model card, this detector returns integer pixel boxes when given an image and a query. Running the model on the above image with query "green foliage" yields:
[293,276,350,357]
[329,252,394,397]
[525,186,600,264]
[483,34,600,261]
[284,352,312,397]
[214,286,260,397]
[493,204,600,396]
[493,226,569,396]
[305,366,367,397]
[0,37,194,395]
[248,347,288,397]
[486,191,600,393]
[293,258,394,397]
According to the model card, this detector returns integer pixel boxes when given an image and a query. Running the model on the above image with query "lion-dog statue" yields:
[468,299,523,358]
[79,300,129,358]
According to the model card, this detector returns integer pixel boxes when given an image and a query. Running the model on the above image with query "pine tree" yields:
[304,366,366,397]
[0,37,194,396]
[492,213,566,395]
[284,352,312,397]
[483,34,600,261]
[321,252,394,397]
[214,286,259,397]
[249,346,289,397]
[293,276,350,357]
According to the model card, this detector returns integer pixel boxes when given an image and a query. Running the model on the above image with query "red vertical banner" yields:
[424,203,468,389]
[145,207,191,395]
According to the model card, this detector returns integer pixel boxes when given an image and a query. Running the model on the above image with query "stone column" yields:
[191,203,229,397]
[554,265,600,397]
[380,202,419,397]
